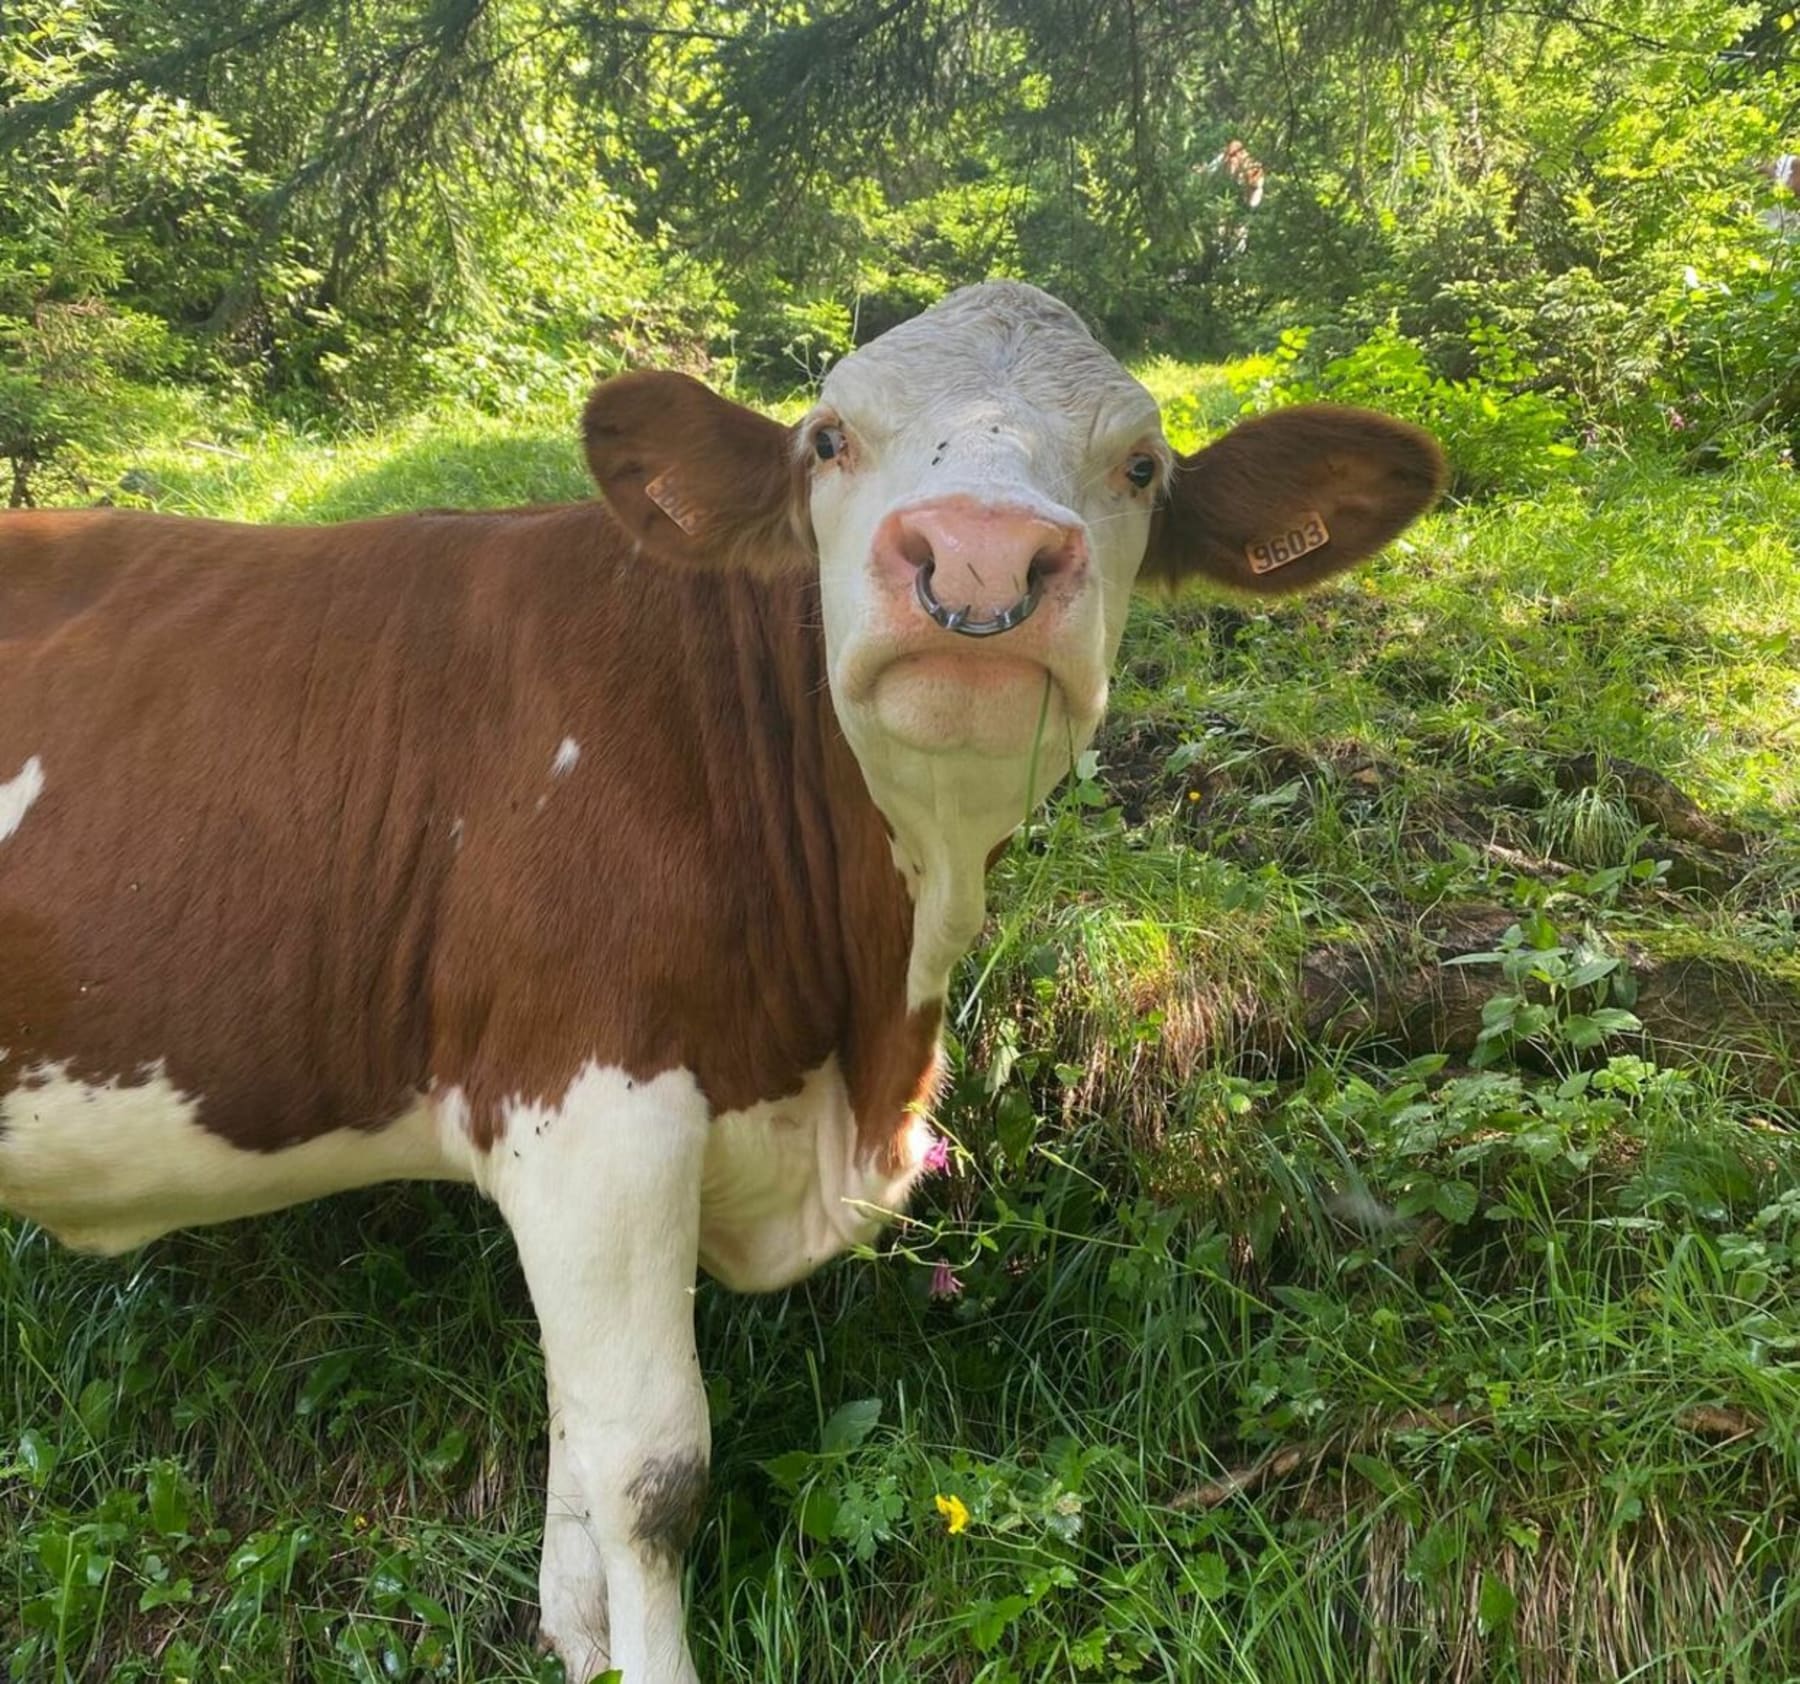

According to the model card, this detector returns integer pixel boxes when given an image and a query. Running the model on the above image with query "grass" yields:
[5,366,1800,1683]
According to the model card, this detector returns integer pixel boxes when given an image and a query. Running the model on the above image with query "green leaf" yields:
[1350,1452,1402,1493]
[1589,1008,1642,1035]
[146,1460,190,1538]
[1522,912,1559,949]
[1514,1004,1553,1038]
[1478,1571,1517,1632]
[1433,1179,1479,1224]
[405,1589,453,1627]
[968,1592,1032,1652]
[18,1428,57,1488]
[820,1398,881,1454]
[797,1486,839,1544]
[996,1089,1038,1165]
[422,1427,469,1480]
[1561,1013,1605,1049]
[1186,1551,1229,1598]
[138,1576,194,1613]
[295,1352,354,1418]
[77,1378,115,1437]
[1565,955,1619,990]
[761,1450,815,1492]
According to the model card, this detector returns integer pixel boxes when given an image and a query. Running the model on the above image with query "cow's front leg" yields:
[538,1384,611,1679]
[486,1066,710,1684]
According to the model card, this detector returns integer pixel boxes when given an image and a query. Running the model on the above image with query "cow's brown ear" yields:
[1139,405,1445,594]
[582,371,812,572]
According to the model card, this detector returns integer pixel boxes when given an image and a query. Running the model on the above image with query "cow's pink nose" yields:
[881,502,1086,637]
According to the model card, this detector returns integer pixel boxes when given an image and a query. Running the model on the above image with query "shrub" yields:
[1247,320,1578,500]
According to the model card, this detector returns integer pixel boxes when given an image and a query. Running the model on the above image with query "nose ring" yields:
[914,563,1043,637]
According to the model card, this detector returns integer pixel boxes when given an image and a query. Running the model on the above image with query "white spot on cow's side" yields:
[0,1062,473,1254]
[449,816,465,851]
[551,737,582,778]
[700,1057,932,1293]
[0,756,45,844]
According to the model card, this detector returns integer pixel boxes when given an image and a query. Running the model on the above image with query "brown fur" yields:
[0,496,920,1163]
[581,372,814,575]
[1141,403,1446,594]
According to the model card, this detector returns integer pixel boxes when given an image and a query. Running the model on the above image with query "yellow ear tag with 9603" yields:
[1247,512,1329,574]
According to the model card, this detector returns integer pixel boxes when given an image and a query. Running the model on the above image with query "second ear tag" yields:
[645,471,704,535]
[1246,512,1329,574]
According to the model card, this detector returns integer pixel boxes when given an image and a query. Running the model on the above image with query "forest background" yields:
[3,0,1797,495]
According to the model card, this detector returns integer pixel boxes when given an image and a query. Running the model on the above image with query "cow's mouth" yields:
[879,650,1051,693]
[855,649,1071,756]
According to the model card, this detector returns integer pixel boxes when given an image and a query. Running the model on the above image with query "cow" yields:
[0,281,1443,1682]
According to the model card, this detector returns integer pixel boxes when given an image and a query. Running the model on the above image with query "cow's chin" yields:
[866,651,1074,757]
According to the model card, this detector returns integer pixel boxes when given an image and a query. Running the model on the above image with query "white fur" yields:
[541,1379,612,1680]
[0,1062,467,1255]
[0,756,45,844]
[477,1062,710,1684]
[806,283,1161,1006]
[552,737,581,778]
[700,1056,934,1291]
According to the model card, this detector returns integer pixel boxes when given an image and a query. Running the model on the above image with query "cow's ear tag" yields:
[1246,511,1330,575]
[645,470,704,535]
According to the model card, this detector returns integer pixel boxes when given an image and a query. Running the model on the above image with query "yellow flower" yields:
[935,1493,970,1535]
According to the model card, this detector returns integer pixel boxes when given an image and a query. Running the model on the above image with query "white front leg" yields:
[540,1384,611,1680]
[482,1064,710,1684]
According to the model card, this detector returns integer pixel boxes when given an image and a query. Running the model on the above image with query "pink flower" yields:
[921,1131,952,1174]
[929,1259,964,1300]
[1665,407,1689,432]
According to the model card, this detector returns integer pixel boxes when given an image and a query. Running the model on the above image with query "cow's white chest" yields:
[0,1062,455,1254]
[698,1058,932,1293]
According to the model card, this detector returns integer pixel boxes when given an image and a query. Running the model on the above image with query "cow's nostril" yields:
[899,527,935,573]
[1030,535,1080,581]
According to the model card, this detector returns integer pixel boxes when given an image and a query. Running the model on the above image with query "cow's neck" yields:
[849,742,1023,1010]
[828,663,1072,1014]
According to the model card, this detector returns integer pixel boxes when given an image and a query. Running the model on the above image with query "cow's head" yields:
[585,282,1443,845]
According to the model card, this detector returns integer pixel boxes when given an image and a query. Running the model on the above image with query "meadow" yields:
[3,360,1798,1684]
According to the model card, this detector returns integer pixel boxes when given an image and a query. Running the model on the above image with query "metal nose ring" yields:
[914,563,1043,637]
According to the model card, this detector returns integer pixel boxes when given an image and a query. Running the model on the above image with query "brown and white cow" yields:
[0,282,1442,1681]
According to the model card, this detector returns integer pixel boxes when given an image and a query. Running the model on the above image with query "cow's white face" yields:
[582,280,1445,876]
[803,284,1166,782]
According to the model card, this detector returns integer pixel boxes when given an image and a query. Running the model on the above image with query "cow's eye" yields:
[813,424,848,463]
[1124,453,1157,489]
